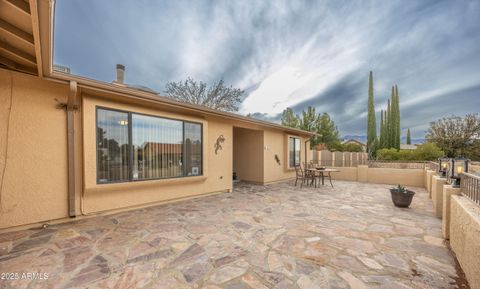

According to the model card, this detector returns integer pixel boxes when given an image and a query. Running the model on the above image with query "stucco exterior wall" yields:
[233,127,264,183]
[0,69,69,229]
[82,95,233,214]
[450,195,480,289]
[263,130,301,183]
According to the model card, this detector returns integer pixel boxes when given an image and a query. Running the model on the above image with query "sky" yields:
[54,0,480,139]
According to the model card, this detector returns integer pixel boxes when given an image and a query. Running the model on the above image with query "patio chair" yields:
[294,165,315,187]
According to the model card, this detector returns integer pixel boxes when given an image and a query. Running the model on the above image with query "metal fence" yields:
[460,172,480,206]
[310,159,431,169]
[367,161,428,169]
[426,161,439,172]
[310,159,368,167]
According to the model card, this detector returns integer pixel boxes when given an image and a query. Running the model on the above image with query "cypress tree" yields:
[406,128,411,145]
[390,86,398,150]
[367,71,377,155]
[387,97,392,148]
[395,85,401,150]
[383,110,387,148]
[379,109,385,148]
[390,86,397,148]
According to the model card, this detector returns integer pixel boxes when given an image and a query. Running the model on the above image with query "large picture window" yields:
[288,137,301,168]
[97,107,203,183]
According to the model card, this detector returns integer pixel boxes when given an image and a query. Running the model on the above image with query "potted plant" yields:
[390,185,415,208]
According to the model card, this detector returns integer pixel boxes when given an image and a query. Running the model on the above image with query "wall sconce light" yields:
[438,157,449,177]
[450,157,469,187]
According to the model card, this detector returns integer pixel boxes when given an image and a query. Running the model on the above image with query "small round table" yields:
[307,168,340,188]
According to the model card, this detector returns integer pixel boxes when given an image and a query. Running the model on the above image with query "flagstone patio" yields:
[0,181,468,289]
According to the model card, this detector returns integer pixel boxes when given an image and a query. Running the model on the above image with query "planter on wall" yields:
[390,188,415,208]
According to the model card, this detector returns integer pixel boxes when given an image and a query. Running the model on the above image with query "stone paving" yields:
[0,181,468,289]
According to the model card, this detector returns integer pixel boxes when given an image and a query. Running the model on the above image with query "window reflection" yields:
[97,109,130,183]
[132,114,183,179]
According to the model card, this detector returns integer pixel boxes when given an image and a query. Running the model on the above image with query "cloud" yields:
[54,0,480,138]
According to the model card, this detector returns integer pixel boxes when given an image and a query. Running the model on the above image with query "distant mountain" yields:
[341,135,425,145]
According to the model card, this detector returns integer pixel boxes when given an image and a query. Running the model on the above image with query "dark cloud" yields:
[54,0,480,139]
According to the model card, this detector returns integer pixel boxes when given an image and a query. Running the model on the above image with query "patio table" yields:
[306,168,340,188]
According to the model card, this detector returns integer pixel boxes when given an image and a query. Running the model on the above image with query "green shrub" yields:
[377,148,399,160]
[414,142,444,161]
[376,143,443,161]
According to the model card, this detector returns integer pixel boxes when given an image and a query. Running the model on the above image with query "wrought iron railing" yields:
[446,166,452,184]
[460,172,480,206]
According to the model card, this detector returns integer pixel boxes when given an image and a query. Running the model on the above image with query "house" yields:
[341,139,367,152]
[0,0,313,230]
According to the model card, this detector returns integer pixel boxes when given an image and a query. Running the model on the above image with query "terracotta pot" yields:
[390,189,415,208]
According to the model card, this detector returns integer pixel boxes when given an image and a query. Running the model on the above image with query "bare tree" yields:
[164,77,243,112]
[426,114,480,157]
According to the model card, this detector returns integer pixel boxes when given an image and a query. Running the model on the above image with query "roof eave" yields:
[47,71,315,137]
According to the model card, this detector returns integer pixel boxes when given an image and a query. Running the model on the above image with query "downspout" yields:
[305,138,310,167]
[67,81,78,217]
[304,133,321,166]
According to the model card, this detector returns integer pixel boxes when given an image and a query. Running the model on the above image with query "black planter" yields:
[390,189,415,208]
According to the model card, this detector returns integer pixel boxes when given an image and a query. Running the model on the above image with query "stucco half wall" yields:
[450,195,480,289]
[329,165,424,187]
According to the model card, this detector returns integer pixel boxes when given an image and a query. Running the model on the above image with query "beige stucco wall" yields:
[357,165,368,182]
[263,130,302,184]
[0,69,70,229]
[442,185,461,239]
[330,167,358,182]
[426,170,434,198]
[450,195,480,289]
[82,95,233,214]
[233,127,264,183]
[367,168,424,187]
[431,175,447,218]
[325,165,424,187]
